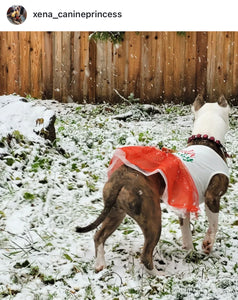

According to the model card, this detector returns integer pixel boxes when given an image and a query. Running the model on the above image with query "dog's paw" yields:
[182,243,194,251]
[95,257,106,273]
[202,240,213,254]
[95,244,106,272]
[95,264,105,273]
[144,266,166,277]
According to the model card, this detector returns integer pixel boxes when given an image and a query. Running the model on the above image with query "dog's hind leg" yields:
[132,204,162,276]
[141,233,163,276]
[179,213,194,250]
[94,207,126,272]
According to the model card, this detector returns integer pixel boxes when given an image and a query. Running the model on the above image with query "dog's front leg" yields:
[202,204,219,254]
[179,213,194,250]
[202,174,228,254]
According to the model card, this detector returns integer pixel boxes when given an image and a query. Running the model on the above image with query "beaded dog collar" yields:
[187,134,230,158]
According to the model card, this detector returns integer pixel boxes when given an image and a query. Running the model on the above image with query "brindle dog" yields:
[76,95,230,276]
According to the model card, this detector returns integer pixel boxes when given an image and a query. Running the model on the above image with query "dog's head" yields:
[191,95,230,144]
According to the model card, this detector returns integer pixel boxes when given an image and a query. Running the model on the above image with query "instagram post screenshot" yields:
[1,1,238,299]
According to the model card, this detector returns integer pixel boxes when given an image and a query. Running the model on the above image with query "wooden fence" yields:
[0,31,238,104]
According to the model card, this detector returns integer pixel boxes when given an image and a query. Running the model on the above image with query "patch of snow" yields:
[0,95,55,142]
[5,214,26,235]
[0,94,238,299]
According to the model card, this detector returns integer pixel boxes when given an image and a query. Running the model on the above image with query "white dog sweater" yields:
[175,145,229,204]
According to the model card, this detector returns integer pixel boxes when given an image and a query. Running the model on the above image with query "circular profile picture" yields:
[7,5,27,25]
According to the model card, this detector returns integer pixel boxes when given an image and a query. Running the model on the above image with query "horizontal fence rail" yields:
[0,32,238,104]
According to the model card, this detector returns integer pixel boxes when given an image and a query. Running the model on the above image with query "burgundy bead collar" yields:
[187,134,230,158]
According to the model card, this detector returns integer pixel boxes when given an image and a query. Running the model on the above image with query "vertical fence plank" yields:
[42,32,53,99]
[80,32,90,102]
[215,32,225,99]
[95,40,111,102]
[153,32,164,103]
[232,32,238,103]
[71,32,81,102]
[53,32,63,101]
[95,40,103,102]
[6,32,20,94]
[155,32,166,102]
[112,34,128,102]
[111,41,123,103]
[184,32,197,101]
[127,32,141,100]
[196,32,208,98]
[61,32,71,103]
[88,36,97,103]
[223,32,234,98]
[163,32,175,101]
[0,32,8,94]
[207,32,216,100]
[140,32,154,102]
[149,32,159,102]
[19,32,31,97]
[106,42,114,101]
[173,33,186,101]
[30,32,43,98]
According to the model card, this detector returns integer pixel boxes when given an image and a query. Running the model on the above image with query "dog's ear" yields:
[193,94,205,111]
[217,95,228,107]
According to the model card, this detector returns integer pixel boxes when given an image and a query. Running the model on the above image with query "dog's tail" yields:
[75,205,112,233]
[75,180,122,233]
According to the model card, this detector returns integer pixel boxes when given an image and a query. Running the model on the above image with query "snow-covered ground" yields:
[0,94,238,299]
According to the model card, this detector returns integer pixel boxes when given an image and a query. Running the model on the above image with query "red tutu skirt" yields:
[108,146,199,215]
